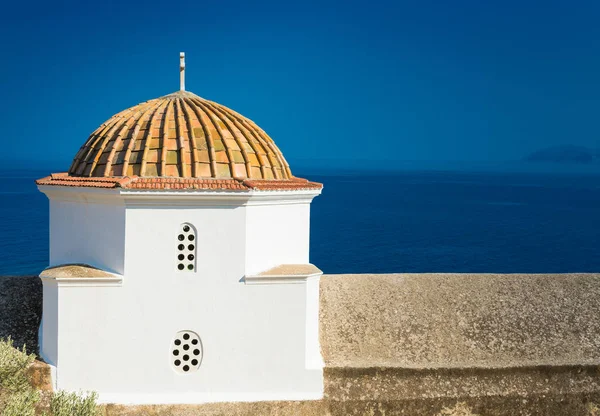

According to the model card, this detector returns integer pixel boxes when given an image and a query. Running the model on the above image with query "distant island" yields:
[524,145,599,164]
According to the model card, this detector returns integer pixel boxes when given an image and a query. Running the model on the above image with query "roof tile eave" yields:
[36,174,322,192]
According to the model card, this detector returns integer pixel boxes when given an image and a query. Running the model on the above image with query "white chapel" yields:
[36,53,324,404]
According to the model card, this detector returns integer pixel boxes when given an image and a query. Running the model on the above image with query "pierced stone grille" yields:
[177,223,196,272]
[171,330,202,373]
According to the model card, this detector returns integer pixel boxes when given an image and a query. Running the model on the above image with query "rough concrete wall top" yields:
[320,273,600,369]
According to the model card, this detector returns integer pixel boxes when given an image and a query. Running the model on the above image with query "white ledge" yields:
[244,264,322,285]
[41,277,123,287]
[40,264,123,287]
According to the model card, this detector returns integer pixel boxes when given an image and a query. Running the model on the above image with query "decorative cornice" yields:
[38,184,321,207]
[122,188,321,207]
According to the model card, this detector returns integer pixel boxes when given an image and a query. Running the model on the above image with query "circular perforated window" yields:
[171,330,202,373]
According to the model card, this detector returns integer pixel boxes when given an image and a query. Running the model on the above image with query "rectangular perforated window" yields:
[176,223,197,271]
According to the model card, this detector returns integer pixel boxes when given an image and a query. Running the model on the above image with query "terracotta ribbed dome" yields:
[69,90,292,180]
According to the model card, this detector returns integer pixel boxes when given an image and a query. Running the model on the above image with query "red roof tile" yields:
[36,174,323,192]
[69,91,292,181]
[242,178,323,191]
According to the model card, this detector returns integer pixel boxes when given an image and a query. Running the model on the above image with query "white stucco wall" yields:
[245,202,311,275]
[48,195,125,274]
[39,282,58,367]
[39,187,322,404]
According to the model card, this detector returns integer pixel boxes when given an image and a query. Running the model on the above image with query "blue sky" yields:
[1,0,599,170]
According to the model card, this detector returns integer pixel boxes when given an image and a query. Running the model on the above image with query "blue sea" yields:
[1,166,599,275]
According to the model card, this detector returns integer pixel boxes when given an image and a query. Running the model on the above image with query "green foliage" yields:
[2,390,39,416]
[0,337,40,416]
[0,337,36,393]
[48,391,101,416]
[0,337,101,416]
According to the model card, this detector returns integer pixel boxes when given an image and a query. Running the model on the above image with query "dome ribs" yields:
[244,118,291,179]
[201,101,253,179]
[193,98,249,179]
[209,102,277,179]
[173,98,189,177]
[82,108,138,174]
[191,98,237,179]
[87,106,139,177]
[81,109,134,174]
[122,100,162,177]
[70,107,133,175]
[104,108,146,176]
[183,97,217,177]
[102,122,129,176]
[209,102,269,179]
[64,91,297,182]
[159,99,174,177]
[179,98,199,177]
[70,125,104,174]
[140,99,169,177]
[214,103,284,179]
[247,124,287,178]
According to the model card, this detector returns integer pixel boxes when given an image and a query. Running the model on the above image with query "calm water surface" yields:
[0,168,599,275]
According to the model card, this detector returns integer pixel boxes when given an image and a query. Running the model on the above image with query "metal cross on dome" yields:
[180,52,185,91]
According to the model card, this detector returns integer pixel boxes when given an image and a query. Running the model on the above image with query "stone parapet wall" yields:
[2,273,600,414]
[317,273,600,415]
[320,273,600,369]
[325,365,600,401]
